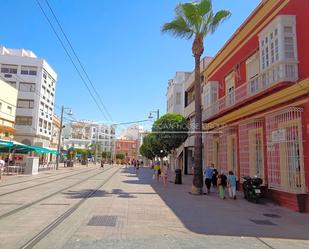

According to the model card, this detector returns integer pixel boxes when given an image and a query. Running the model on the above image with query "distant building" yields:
[63,120,115,152]
[0,46,57,147]
[114,139,138,163]
[119,124,144,150]
[0,79,18,139]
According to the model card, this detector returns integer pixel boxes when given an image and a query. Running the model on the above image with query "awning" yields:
[0,140,14,148]
[30,146,59,155]
[0,140,59,155]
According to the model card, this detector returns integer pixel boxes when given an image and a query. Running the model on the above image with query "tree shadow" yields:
[125,167,309,240]
[63,188,136,199]
[64,189,110,198]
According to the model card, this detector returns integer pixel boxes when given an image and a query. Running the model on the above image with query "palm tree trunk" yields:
[191,54,203,195]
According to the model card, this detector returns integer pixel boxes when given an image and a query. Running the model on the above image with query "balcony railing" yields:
[184,100,195,118]
[203,61,298,121]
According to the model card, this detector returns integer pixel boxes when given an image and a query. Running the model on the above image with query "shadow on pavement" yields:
[123,166,309,240]
[63,188,136,199]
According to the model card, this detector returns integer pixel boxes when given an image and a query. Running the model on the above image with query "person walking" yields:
[136,160,140,175]
[212,168,218,187]
[204,163,214,194]
[162,163,169,188]
[100,159,104,169]
[0,156,5,180]
[228,171,237,199]
[154,163,161,183]
[218,172,227,199]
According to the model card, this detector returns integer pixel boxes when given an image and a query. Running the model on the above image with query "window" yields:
[41,86,46,96]
[7,106,12,115]
[225,72,235,106]
[19,82,35,92]
[39,118,43,127]
[266,107,305,193]
[284,36,295,59]
[1,64,17,74]
[246,53,260,94]
[17,99,34,109]
[8,81,16,88]
[40,102,44,111]
[259,15,297,71]
[21,66,37,76]
[43,120,47,129]
[176,92,181,105]
[16,116,33,126]
[203,82,218,108]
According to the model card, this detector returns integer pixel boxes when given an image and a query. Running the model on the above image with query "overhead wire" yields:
[43,0,113,122]
[34,0,110,122]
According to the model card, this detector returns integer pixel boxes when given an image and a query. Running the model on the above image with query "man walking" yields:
[0,156,5,180]
[204,163,214,194]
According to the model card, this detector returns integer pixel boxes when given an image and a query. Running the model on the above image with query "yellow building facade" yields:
[0,79,18,139]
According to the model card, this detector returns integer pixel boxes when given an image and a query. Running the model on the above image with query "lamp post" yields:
[56,106,73,170]
[148,109,160,120]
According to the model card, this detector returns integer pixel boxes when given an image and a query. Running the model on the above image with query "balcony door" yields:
[227,135,237,176]
[225,72,235,107]
[248,129,264,178]
[246,53,260,94]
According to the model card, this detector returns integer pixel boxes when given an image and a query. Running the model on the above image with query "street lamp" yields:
[56,106,73,170]
[148,109,160,120]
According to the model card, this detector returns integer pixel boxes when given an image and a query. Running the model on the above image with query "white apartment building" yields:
[0,46,57,147]
[63,120,115,152]
[167,57,212,174]
[119,124,144,140]
[90,123,115,152]
[166,72,191,115]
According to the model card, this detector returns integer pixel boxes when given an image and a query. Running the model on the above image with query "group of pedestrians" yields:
[127,159,141,174]
[204,163,237,200]
[153,162,170,188]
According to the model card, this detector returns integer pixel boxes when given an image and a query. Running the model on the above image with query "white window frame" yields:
[225,72,235,106]
[203,81,218,108]
[259,15,297,72]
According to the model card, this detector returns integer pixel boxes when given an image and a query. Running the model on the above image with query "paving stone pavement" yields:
[59,166,309,249]
[1,165,308,249]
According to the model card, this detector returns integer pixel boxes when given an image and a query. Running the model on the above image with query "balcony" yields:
[184,100,195,118]
[203,61,298,121]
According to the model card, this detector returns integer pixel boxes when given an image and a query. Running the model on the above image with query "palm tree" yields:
[162,0,231,194]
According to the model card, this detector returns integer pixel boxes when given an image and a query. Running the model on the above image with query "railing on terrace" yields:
[184,100,195,118]
[203,61,298,121]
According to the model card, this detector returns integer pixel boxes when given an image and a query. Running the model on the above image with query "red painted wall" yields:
[204,0,309,212]
[280,0,309,80]
[209,0,309,96]
[114,139,138,161]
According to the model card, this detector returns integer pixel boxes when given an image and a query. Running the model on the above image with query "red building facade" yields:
[202,0,309,212]
[114,139,138,163]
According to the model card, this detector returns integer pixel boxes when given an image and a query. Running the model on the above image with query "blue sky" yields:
[1,0,260,131]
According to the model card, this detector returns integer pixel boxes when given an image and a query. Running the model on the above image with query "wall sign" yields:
[271,129,286,142]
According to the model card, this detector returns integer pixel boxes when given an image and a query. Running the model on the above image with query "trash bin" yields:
[175,169,182,184]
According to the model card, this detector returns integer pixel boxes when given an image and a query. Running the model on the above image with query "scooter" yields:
[242,176,263,203]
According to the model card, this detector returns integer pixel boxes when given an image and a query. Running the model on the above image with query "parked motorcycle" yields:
[242,176,263,203]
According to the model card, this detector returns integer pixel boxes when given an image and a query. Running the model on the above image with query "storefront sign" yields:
[271,129,286,142]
